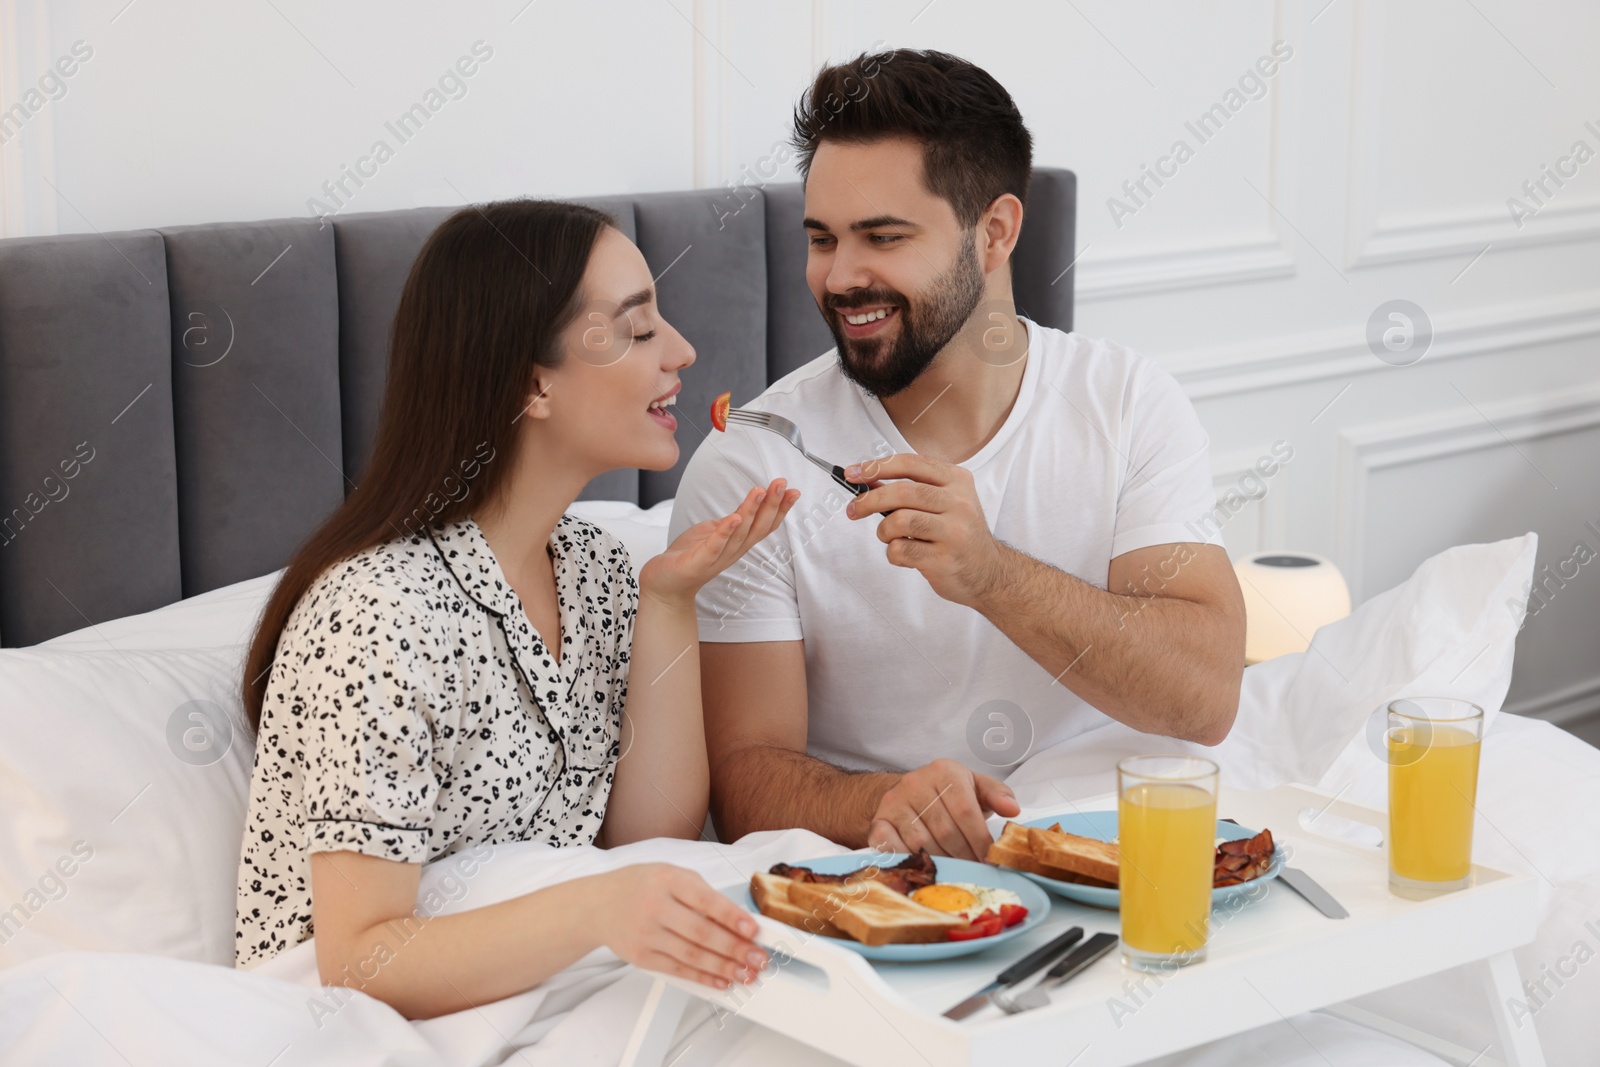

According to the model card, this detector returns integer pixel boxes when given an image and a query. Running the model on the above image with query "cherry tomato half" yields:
[946,911,1006,941]
[998,903,1028,928]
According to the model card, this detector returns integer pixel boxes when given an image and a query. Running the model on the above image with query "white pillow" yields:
[0,499,675,970]
[566,498,674,577]
[36,569,282,653]
[1005,532,1540,802]
[0,644,254,968]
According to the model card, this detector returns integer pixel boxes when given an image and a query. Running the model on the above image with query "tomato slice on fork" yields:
[710,391,731,432]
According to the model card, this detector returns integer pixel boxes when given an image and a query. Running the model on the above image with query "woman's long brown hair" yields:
[240,198,614,735]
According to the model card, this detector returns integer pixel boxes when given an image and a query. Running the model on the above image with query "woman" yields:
[234,198,800,1019]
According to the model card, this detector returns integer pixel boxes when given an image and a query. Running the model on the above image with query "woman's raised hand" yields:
[594,863,770,990]
[638,479,799,603]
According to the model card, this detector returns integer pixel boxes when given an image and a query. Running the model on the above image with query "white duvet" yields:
[3,518,1597,1066]
[0,829,848,1067]
[1,820,1553,1067]
[8,714,1596,1067]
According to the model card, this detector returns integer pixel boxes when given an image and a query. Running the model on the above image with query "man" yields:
[667,49,1247,860]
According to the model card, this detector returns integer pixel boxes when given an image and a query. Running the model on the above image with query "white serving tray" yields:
[622,783,1546,1067]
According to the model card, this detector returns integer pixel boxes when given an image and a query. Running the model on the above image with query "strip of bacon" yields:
[769,848,938,896]
[1213,828,1275,887]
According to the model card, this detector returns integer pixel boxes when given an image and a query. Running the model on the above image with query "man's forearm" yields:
[711,742,896,847]
[974,545,1241,744]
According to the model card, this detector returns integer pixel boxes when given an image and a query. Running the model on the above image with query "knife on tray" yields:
[1278,866,1349,919]
[942,925,1084,1020]
[1217,817,1348,919]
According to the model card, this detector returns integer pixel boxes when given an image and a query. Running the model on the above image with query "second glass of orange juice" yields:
[1387,697,1483,897]
[1117,755,1219,972]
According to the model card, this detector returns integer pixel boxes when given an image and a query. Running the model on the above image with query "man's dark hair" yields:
[790,49,1033,228]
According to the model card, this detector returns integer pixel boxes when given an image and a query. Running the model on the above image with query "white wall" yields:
[3,0,1598,733]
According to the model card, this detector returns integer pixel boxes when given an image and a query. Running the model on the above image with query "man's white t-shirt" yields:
[668,318,1224,775]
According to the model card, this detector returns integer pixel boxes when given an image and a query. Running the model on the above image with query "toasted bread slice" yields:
[985,821,1044,873]
[785,879,964,946]
[1041,862,1117,888]
[992,819,1271,891]
[1029,824,1120,885]
[749,872,846,938]
[986,821,1118,887]
[987,822,1066,878]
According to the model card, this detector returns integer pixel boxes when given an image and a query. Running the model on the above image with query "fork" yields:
[725,407,870,499]
[992,932,1119,1014]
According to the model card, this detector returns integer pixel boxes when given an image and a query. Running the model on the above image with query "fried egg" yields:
[910,882,1021,921]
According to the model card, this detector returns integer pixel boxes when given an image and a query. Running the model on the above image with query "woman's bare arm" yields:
[310,850,767,1019]
[597,589,709,844]
[598,480,798,847]
[311,850,600,1018]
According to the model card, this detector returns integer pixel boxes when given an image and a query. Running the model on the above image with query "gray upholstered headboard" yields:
[0,169,1075,648]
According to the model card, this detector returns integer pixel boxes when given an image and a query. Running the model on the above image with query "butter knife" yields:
[1279,866,1348,919]
[942,925,1084,1020]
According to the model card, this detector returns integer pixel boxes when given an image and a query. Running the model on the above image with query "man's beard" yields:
[823,233,985,399]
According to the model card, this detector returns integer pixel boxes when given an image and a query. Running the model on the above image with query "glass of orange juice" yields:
[1117,755,1219,972]
[1386,697,1483,896]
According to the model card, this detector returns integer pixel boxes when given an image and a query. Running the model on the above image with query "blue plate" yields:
[733,854,1051,962]
[1017,813,1284,911]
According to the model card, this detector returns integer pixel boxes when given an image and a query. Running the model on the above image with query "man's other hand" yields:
[865,758,1021,860]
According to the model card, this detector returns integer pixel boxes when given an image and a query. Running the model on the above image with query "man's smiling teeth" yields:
[648,395,678,411]
[844,308,891,325]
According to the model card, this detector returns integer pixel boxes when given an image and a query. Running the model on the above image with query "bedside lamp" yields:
[1233,553,1351,665]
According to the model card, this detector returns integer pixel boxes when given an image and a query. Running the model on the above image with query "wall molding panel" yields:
[1505,673,1600,728]
[1209,442,1294,559]
[0,0,15,236]
[1164,291,1600,400]
[1075,233,1297,302]
[1075,0,1305,304]
[1341,0,1600,271]
[0,0,59,239]
[1334,381,1600,597]
[689,0,731,191]
[1352,196,1600,271]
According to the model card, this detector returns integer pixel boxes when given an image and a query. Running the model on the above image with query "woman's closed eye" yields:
[632,329,656,343]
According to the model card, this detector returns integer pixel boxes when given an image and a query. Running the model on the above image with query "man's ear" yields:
[979,193,1024,274]
[521,374,554,421]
